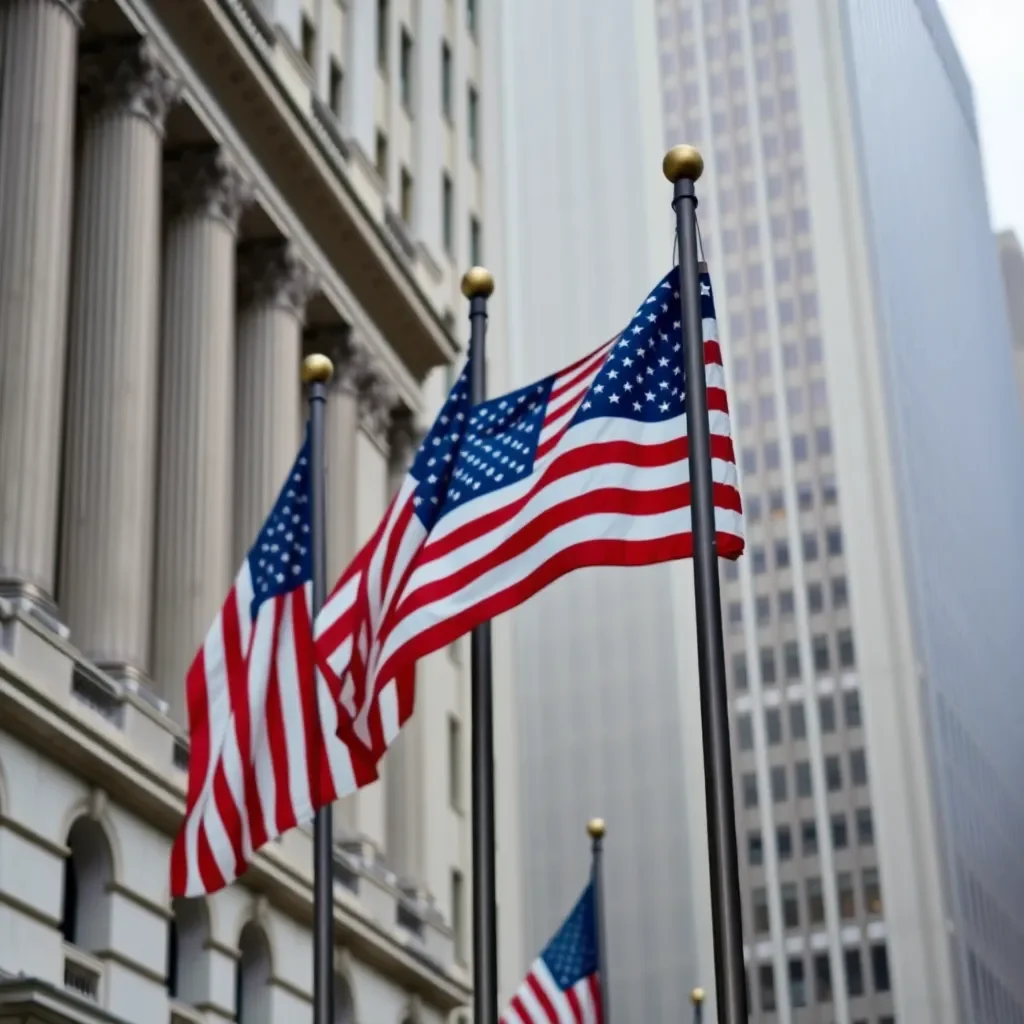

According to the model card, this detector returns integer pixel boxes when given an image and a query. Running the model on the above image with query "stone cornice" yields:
[358,371,399,448]
[164,146,254,232]
[237,241,318,320]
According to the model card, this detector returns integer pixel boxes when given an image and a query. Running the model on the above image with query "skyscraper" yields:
[656,1,1024,1022]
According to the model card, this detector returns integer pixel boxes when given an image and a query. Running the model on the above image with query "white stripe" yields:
[319,673,361,800]
[531,960,578,1022]
[276,592,311,826]
[315,559,363,637]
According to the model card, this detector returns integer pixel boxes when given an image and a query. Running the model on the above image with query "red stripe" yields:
[587,975,602,1024]
[564,986,584,1023]
[547,342,612,408]
[508,993,534,1023]
[526,973,560,1021]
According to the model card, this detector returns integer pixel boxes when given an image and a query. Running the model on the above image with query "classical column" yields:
[151,147,252,722]
[234,242,317,556]
[0,0,92,611]
[58,39,179,682]
[384,407,428,893]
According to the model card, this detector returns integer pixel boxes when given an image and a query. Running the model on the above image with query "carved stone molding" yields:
[304,325,372,398]
[388,404,421,470]
[358,369,399,445]
[237,241,318,320]
[79,38,181,132]
[164,146,254,231]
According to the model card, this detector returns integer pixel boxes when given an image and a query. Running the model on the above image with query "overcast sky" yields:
[939,0,1024,240]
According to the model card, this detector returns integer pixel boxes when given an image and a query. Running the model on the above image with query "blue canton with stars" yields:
[405,269,718,528]
[539,883,599,990]
[247,434,312,619]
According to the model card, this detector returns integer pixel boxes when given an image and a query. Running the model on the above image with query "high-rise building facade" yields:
[497,0,719,1020]
[657,1,1024,1022]
[996,230,1024,411]
[0,0,523,1021]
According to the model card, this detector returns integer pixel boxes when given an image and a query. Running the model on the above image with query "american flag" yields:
[314,268,743,759]
[502,883,603,1024]
[169,435,377,898]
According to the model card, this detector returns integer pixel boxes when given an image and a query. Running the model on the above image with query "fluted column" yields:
[58,40,179,681]
[384,408,428,892]
[152,148,252,721]
[234,242,317,556]
[0,0,92,609]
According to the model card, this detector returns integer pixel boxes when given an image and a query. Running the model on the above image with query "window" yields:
[807,877,824,925]
[400,167,414,223]
[783,340,799,366]
[765,708,782,745]
[732,652,749,691]
[752,546,766,573]
[746,495,761,522]
[831,576,848,608]
[871,944,891,992]
[838,628,856,668]
[743,448,758,475]
[768,489,785,516]
[448,715,462,810]
[467,86,480,162]
[748,830,764,866]
[442,174,454,254]
[813,952,831,1001]
[777,825,792,861]
[466,0,477,35]
[774,539,790,569]
[795,760,812,797]
[61,818,114,951]
[759,964,776,1012]
[469,215,482,265]
[441,41,453,118]
[844,690,862,728]
[760,646,777,684]
[756,595,771,625]
[451,869,466,962]
[789,702,806,739]
[807,581,824,613]
[801,819,817,855]
[778,298,794,324]
[792,434,808,461]
[737,713,754,751]
[728,601,743,629]
[844,948,864,996]
[788,957,806,1007]
[802,532,819,561]
[375,130,389,178]
[770,765,787,803]
[743,772,759,808]
[753,887,770,934]
[863,867,883,915]
[760,395,777,424]
[837,872,856,921]
[783,640,800,678]
[788,388,804,415]
[377,0,389,69]
[813,636,831,673]
[797,481,814,510]
[831,812,848,849]
[724,559,740,581]
[400,28,414,109]
[236,923,271,1023]
[816,426,833,456]
[821,474,837,504]
[850,748,868,786]
[825,754,843,791]
[779,590,795,617]
[328,60,344,116]
[856,806,874,846]
[819,694,835,731]
[301,14,316,66]
[781,882,799,928]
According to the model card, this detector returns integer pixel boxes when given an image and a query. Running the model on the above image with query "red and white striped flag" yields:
[314,267,743,761]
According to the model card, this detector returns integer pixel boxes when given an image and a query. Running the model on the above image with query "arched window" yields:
[61,818,113,951]
[333,972,355,1024]
[168,898,209,1005]
[235,922,271,1024]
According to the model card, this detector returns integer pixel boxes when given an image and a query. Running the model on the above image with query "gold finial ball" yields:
[690,987,706,1006]
[587,817,606,839]
[461,266,495,299]
[662,145,704,184]
[301,353,334,385]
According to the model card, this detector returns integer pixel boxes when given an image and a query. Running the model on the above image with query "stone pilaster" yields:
[151,147,252,722]
[234,242,317,557]
[0,0,93,610]
[58,39,180,680]
[384,407,428,892]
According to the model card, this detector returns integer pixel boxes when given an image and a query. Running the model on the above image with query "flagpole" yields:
[461,266,500,1024]
[587,818,611,1021]
[691,986,705,1024]
[303,352,335,1024]
[663,144,748,1023]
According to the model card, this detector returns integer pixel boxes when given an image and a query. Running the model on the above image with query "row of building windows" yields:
[729,631,856,688]
[747,805,875,866]
[740,428,833,477]
[733,475,838,525]
[724,249,816,301]
[735,380,829,427]
[752,944,892,1013]
[732,335,824,379]
[737,689,862,748]
[752,866,883,937]
[741,749,869,808]
[968,947,1024,1024]
[745,529,844,575]
[724,577,850,629]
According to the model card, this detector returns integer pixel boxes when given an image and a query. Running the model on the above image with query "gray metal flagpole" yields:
[303,352,335,1024]
[587,818,611,1021]
[462,267,499,1024]
[691,986,705,1024]
[663,143,748,1023]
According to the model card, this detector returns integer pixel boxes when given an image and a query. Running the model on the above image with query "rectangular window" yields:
[375,130,389,178]
[774,539,790,569]
[788,957,806,1007]
[779,590,795,617]
[765,708,782,745]
[759,964,776,1012]
[802,532,819,561]
[842,690,861,730]
[328,60,344,116]
[777,825,792,862]
[400,166,414,223]
[831,575,848,608]
[448,715,461,810]
[441,42,453,118]
[783,640,800,678]
[748,830,763,866]
[442,173,454,255]
[466,0,477,35]
[807,877,824,925]
[856,806,874,845]
[807,582,824,613]
[377,0,389,69]
[756,595,771,625]
[764,440,780,470]
[863,867,883,915]
[732,652,749,690]
[781,882,799,928]
[837,872,856,920]
[816,426,833,456]
[469,215,482,265]
[871,944,891,992]
[753,887,770,934]
[301,14,316,66]
[825,754,843,791]
[801,819,817,855]
[850,748,868,786]
[792,434,808,461]
[467,85,480,163]
[760,647,777,685]
[737,713,754,751]
[819,694,835,731]
[813,952,831,1001]
[752,547,767,574]
[770,765,787,803]
[400,28,414,111]
[451,869,466,962]
[797,481,814,510]
[844,948,864,996]
[795,760,812,797]
[814,637,831,674]
[831,812,848,849]
[789,702,806,739]
[743,772,759,808]
[728,601,743,629]
[838,628,856,668]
